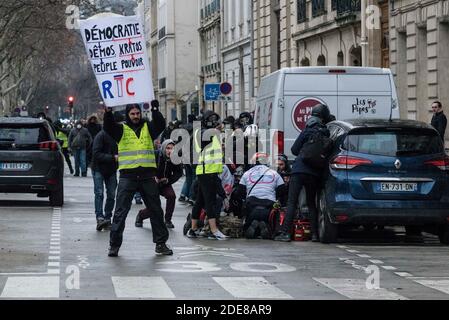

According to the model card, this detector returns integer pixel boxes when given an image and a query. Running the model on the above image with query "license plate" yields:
[0,163,32,171]
[381,183,418,192]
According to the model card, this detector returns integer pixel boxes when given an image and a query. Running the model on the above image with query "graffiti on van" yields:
[352,98,377,115]
[292,97,326,132]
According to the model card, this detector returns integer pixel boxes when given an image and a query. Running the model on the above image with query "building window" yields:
[331,0,337,11]
[312,0,326,18]
[336,0,361,16]
[337,51,344,66]
[300,57,310,66]
[317,54,326,66]
[297,0,307,23]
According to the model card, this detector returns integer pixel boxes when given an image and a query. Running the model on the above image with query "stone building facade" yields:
[390,0,449,146]
[141,0,199,121]
[221,0,253,117]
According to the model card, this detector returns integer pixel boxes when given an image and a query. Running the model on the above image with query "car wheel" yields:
[318,190,338,244]
[438,226,449,245]
[49,183,64,207]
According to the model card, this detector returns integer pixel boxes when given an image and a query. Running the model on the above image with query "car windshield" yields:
[345,128,444,157]
[0,125,50,145]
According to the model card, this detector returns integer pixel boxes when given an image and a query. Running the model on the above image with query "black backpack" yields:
[299,131,333,169]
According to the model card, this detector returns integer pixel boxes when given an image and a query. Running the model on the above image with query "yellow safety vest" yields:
[56,131,68,149]
[194,128,223,175]
[118,123,157,170]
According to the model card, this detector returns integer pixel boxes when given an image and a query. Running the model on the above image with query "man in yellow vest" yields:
[186,110,229,240]
[54,121,74,174]
[103,101,173,256]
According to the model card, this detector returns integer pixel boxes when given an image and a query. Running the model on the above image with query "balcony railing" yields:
[336,0,361,16]
[297,0,307,23]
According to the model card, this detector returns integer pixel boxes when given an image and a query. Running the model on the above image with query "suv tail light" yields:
[39,141,59,151]
[273,131,284,155]
[330,156,373,170]
[424,156,449,171]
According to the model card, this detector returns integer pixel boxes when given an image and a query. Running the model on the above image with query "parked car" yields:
[0,117,64,206]
[255,67,400,160]
[319,119,449,244]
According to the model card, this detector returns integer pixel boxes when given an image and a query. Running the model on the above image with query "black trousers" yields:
[62,148,73,172]
[282,174,320,236]
[110,177,169,248]
[192,174,219,220]
[244,197,274,230]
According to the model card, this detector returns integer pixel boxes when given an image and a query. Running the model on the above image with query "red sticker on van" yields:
[292,97,325,132]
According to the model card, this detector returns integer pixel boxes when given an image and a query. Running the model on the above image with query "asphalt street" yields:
[1,168,449,300]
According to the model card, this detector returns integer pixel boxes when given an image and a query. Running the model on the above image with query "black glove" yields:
[151,100,159,112]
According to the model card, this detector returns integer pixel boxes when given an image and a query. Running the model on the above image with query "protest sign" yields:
[79,15,154,107]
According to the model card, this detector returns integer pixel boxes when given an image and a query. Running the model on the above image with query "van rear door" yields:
[283,73,338,159]
[337,74,393,120]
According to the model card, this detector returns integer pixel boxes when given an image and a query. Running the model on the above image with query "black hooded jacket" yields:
[103,105,166,179]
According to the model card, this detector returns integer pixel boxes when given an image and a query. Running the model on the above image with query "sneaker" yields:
[186,228,200,238]
[259,221,271,240]
[165,221,175,229]
[155,243,173,256]
[187,199,195,206]
[208,230,230,241]
[245,220,259,239]
[108,247,120,257]
[274,232,291,242]
[135,213,143,228]
[69,169,74,175]
[82,173,87,177]
[198,228,209,238]
[73,173,80,177]
[96,218,108,231]
[178,196,187,203]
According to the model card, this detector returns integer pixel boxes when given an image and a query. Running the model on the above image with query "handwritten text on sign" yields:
[79,16,154,107]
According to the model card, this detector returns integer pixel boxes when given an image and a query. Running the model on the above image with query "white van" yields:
[255,67,400,160]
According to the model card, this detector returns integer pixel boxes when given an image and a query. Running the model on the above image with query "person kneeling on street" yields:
[135,139,183,229]
[236,153,286,239]
[103,101,173,257]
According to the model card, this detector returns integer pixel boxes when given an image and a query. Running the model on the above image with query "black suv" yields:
[0,117,64,206]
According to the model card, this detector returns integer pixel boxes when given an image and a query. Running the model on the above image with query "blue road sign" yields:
[204,83,221,101]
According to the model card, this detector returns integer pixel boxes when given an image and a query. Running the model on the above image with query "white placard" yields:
[79,15,154,107]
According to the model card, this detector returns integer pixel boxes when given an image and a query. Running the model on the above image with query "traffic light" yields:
[68,96,74,109]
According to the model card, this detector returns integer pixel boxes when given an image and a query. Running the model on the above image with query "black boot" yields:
[108,246,120,257]
[155,243,173,256]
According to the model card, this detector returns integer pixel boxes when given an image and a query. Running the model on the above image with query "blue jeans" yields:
[93,170,117,220]
[73,148,87,175]
[181,165,193,198]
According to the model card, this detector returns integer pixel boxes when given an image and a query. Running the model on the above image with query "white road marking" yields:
[213,277,292,299]
[395,272,413,277]
[229,262,296,273]
[357,254,371,258]
[369,260,384,265]
[412,279,449,295]
[313,278,408,300]
[346,250,360,253]
[47,269,60,274]
[382,266,397,271]
[0,276,59,298]
[48,262,60,268]
[337,245,349,249]
[111,277,175,299]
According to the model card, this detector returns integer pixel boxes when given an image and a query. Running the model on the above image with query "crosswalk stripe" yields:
[412,279,449,295]
[0,276,59,298]
[212,277,292,299]
[111,277,175,299]
[313,278,408,300]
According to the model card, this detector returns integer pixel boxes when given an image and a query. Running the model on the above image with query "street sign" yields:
[220,82,232,95]
[204,83,220,101]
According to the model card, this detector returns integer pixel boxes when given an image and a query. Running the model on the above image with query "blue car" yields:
[319,119,449,244]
